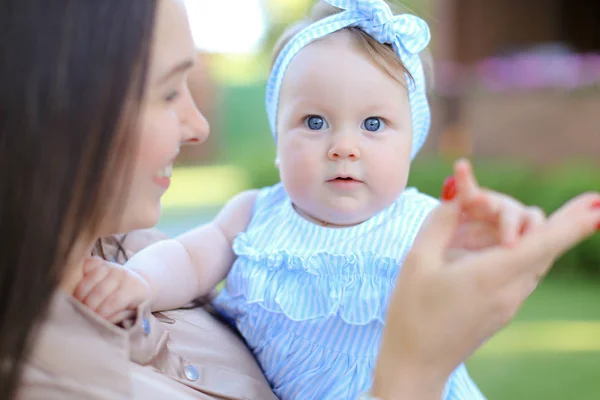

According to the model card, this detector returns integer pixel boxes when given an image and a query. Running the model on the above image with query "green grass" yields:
[467,278,600,399]
[468,352,600,399]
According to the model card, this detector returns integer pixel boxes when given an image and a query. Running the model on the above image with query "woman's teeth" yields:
[157,164,173,178]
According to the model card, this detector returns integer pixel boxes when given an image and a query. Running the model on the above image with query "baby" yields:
[76,1,539,398]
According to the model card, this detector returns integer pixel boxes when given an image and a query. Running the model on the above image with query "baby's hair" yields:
[272,0,434,91]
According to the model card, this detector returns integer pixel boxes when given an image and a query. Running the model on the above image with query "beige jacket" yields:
[18,293,278,400]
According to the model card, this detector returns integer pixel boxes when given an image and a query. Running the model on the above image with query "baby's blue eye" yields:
[305,115,328,130]
[363,117,384,132]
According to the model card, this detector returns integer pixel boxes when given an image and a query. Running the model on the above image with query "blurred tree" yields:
[262,0,314,55]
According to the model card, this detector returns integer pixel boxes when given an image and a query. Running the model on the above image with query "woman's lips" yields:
[153,176,171,189]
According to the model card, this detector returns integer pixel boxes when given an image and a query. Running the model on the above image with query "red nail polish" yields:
[594,201,600,230]
[441,176,457,201]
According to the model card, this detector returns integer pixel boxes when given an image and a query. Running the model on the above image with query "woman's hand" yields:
[446,159,546,259]
[74,257,153,323]
[372,164,600,399]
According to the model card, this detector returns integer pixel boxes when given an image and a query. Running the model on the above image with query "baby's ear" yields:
[274,156,280,169]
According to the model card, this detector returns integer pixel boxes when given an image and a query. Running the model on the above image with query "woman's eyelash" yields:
[165,90,180,102]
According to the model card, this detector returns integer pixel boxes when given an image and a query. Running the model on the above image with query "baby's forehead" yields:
[278,56,409,114]
[280,31,406,92]
[292,29,367,60]
[285,29,406,81]
[310,29,357,47]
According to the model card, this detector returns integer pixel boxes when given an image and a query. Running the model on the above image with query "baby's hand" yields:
[74,257,152,324]
[443,159,546,255]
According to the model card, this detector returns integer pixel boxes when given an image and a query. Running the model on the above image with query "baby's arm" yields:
[74,190,258,320]
[131,190,258,311]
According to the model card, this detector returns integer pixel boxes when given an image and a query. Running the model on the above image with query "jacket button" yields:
[184,365,199,381]
[142,318,151,335]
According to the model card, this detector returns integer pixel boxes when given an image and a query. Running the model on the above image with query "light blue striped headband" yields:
[266,0,432,160]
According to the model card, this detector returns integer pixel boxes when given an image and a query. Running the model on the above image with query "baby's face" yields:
[276,30,413,226]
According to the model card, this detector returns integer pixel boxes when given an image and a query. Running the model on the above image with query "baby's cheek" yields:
[280,138,320,171]
[279,146,321,203]
[371,152,410,198]
[282,153,317,187]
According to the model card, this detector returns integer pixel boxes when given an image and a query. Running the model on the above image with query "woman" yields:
[1,1,599,399]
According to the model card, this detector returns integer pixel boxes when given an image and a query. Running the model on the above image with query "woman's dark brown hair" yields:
[0,1,157,397]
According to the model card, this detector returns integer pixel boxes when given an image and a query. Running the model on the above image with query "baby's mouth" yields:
[326,176,364,188]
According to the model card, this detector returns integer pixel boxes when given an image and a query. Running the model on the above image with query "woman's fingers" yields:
[497,198,521,246]
[452,159,544,243]
[453,159,481,207]
[496,196,541,246]
[449,195,599,332]
[453,160,508,229]
[460,190,545,246]
[474,192,600,286]
[519,206,546,235]
[542,192,600,256]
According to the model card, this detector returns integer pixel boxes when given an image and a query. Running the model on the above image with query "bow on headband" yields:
[266,0,432,160]
[326,0,430,53]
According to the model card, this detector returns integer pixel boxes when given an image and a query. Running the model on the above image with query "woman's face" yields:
[108,0,209,235]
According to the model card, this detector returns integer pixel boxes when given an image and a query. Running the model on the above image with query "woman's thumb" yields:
[409,200,463,270]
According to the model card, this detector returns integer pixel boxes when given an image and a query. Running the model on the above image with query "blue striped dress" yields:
[214,183,485,399]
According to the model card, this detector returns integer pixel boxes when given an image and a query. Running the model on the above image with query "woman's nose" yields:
[180,86,210,145]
